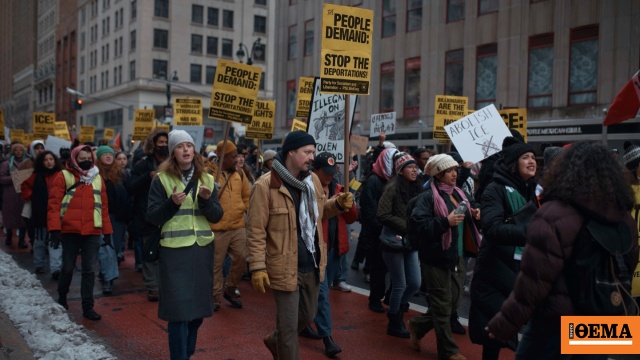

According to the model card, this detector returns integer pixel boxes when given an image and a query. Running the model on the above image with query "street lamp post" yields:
[159,70,179,122]
[418,120,423,148]
[236,38,264,65]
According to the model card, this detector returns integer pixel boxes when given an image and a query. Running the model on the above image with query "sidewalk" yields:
[0,311,34,360]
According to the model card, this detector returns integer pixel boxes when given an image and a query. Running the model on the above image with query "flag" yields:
[113,132,121,151]
[603,70,640,126]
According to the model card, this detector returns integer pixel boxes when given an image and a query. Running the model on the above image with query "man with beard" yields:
[126,129,169,301]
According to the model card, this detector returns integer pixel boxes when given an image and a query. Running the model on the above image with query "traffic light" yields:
[73,98,83,110]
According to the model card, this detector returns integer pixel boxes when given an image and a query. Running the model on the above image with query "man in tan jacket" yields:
[247,131,354,359]
[211,140,251,311]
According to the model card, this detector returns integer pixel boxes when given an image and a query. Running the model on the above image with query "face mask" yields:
[155,146,169,157]
[78,160,93,170]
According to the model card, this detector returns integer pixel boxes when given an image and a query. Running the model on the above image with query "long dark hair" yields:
[541,141,634,211]
[33,150,63,174]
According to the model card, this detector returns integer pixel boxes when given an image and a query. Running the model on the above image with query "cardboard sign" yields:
[104,128,115,140]
[308,77,357,163]
[155,124,170,132]
[45,135,72,157]
[295,77,315,119]
[369,112,396,138]
[32,112,56,139]
[174,98,203,126]
[133,109,155,140]
[433,95,468,140]
[54,122,70,141]
[498,108,528,142]
[11,129,24,145]
[444,104,512,163]
[320,4,374,95]
[0,109,5,140]
[349,133,369,155]
[79,126,95,143]
[172,126,204,152]
[291,119,308,132]
[208,59,261,124]
[246,100,275,140]
[11,168,33,194]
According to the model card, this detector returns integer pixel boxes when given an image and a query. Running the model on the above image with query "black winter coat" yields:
[468,161,537,348]
[125,155,161,233]
[359,173,387,242]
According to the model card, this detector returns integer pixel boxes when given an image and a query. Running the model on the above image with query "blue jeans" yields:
[109,215,126,256]
[32,227,49,268]
[98,234,119,281]
[314,246,341,337]
[57,234,101,311]
[168,318,203,360]
[381,250,421,314]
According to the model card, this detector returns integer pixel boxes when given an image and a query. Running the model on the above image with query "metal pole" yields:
[343,95,350,189]
[418,120,423,147]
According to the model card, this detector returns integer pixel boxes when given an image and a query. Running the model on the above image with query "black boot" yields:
[83,309,102,320]
[5,230,11,246]
[400,303,409,312]
[451,311,466,335]
[322,336,342,357]
[57,296,69,310]
[368,300,385,313]
[387,311,410,338]
[18,230,28,249]
[299,325,322,339]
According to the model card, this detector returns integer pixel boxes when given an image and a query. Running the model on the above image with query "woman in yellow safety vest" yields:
[623,142,640,297]
[147,130,223,360]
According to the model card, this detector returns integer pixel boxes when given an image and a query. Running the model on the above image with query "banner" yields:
[246,100,275,140]
[104,128,115,140]
[32,112,56,139]
[291,119,308,132]
[45,135,72,157]
[208,59,261,124]
[0,109,4,140]
[133,109,155,140]
[11,129,24,145]
[172,125,204,152]
[349,133,368,155]
[498,108,528,142]
[433,95,468,140]
[54,122,71,141]
[307,77,357,163]
[79,126,95,143]
[174,98,203,126]
[320,4,374,95]
[369,112,396,138]
[444,104,512,163]
[295,77,315,119]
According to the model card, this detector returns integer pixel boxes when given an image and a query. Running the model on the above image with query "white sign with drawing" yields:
[444,104,512,163]
[369,112,396,138]
[307,77,357,163]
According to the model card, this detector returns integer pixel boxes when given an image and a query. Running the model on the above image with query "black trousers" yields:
[57,234,101,311]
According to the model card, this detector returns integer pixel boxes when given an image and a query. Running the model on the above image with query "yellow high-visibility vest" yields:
[61,170,103,227]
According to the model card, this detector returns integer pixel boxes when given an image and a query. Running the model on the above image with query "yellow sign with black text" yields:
[246,100,275,140]
[54,122,71,141]
[208,60,261,124]
[291,119,308,132]
[295,77,315,119]
[155,124,170,132]
[174,98,203,126]
[11,129,24,144]
[498,108,528,142]
[104,128,115,140]
[32,112,56,139]
[79,126,95,143]
[433,95,469,140]
[320,4,373,95]
[133,109,156,141]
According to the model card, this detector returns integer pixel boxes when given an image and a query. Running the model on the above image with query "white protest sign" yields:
[172,125,205,152]
[444,104,512,163]
[369,111,396,138]
[307,77,357,163]
[45,135,73,157]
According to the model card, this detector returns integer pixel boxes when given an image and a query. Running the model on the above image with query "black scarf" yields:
[31,168,57,227]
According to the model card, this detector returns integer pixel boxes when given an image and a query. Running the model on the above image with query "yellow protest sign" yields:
[246,100,275,140]
[295,77,315,119]
[174,98,203,126]
[498,108,528,142]
[291,119,308,132]
[320,4,373,95]
[433,95,468,140]
[11,129,24,144]
[54,122,70,141]
[155,124,170,132]
[208,60,261,124]
[79,126,95,143]
[0,109,4,140]
[348,177,362,191]
[133,109,155,141]
[32,112,56,139]
[104,128,115,140]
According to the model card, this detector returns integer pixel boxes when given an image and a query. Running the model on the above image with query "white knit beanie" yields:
[425,154,459,177]
[168,130,195,154]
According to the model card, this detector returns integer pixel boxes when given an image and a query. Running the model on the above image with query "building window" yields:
[190,64,202,84]
[130,30,136,50]
[222,10,233,29]
[404,57,420,118]
[207,7,218,26]
[131,0,136,20]
[382,0,396,37]
[206,66,216,84]
[153,29,168,49]
[206,37,218,55]
[304,20,314,56]
[222,38,233,57]
[81,32,85,50]
[380,62,394,112]
[288,25,297,60]
[153,60,168,78]
[287,80,296,126]
[255,0,266,5]
[478,0,499,15]
[527,33,553,108]
[407,0,422,32]
[445,49,464,95]
[118,65,122,84]
[80,55,85,74]
[114,67,118,85]
[154,0,168,18]
[447,0,464,22]
[192,5,203,24]
[259,71,265,90]
[254,15,266,34]
[569,25,599,105]
[130,60,136,80]
[475,43,498,109]
[191,34,203,53]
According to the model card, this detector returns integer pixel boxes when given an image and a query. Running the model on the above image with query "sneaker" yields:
[148,290,159,302]
[451,317,466,335]
[83,309,102,321]
[263,333,277,359]
[223,288,243,309]
[51,270,60,280]
[331,281,352,292]
[212,294,221,312]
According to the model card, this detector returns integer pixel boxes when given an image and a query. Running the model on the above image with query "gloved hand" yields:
[251,270,270,293]
[103,234,112,247]
[336,192,354,210]
[50,231,61,249]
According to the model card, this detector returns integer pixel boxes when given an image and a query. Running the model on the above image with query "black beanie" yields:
[282,131,316,156]
[501,137,535,166]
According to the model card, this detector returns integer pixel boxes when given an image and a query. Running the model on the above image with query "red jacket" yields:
[47,167,113,236]
[321,183,358,256]
[21,171,59,201]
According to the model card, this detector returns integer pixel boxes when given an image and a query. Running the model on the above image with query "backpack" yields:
[564,218,638,316]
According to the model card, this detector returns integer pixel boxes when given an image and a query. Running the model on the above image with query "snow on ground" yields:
[0,248,115,360]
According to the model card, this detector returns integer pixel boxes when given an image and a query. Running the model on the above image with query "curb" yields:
[0,311,34,360]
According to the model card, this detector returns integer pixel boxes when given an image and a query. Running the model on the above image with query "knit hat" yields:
[207,151,218,159]
[425,154,459,177]
[216,140,237,157]
[501,137,535,166]
[168,130,195,154]
[263,149,277,162]
[96,145,115,159]
[383,141,396,149]
[543,146,562,170]
[30,140,45,155]
[623,141,640,172]
[394,152,417,173]
[282,130,316,156]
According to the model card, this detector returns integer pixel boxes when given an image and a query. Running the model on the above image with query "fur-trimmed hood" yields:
[142,128,169,156]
